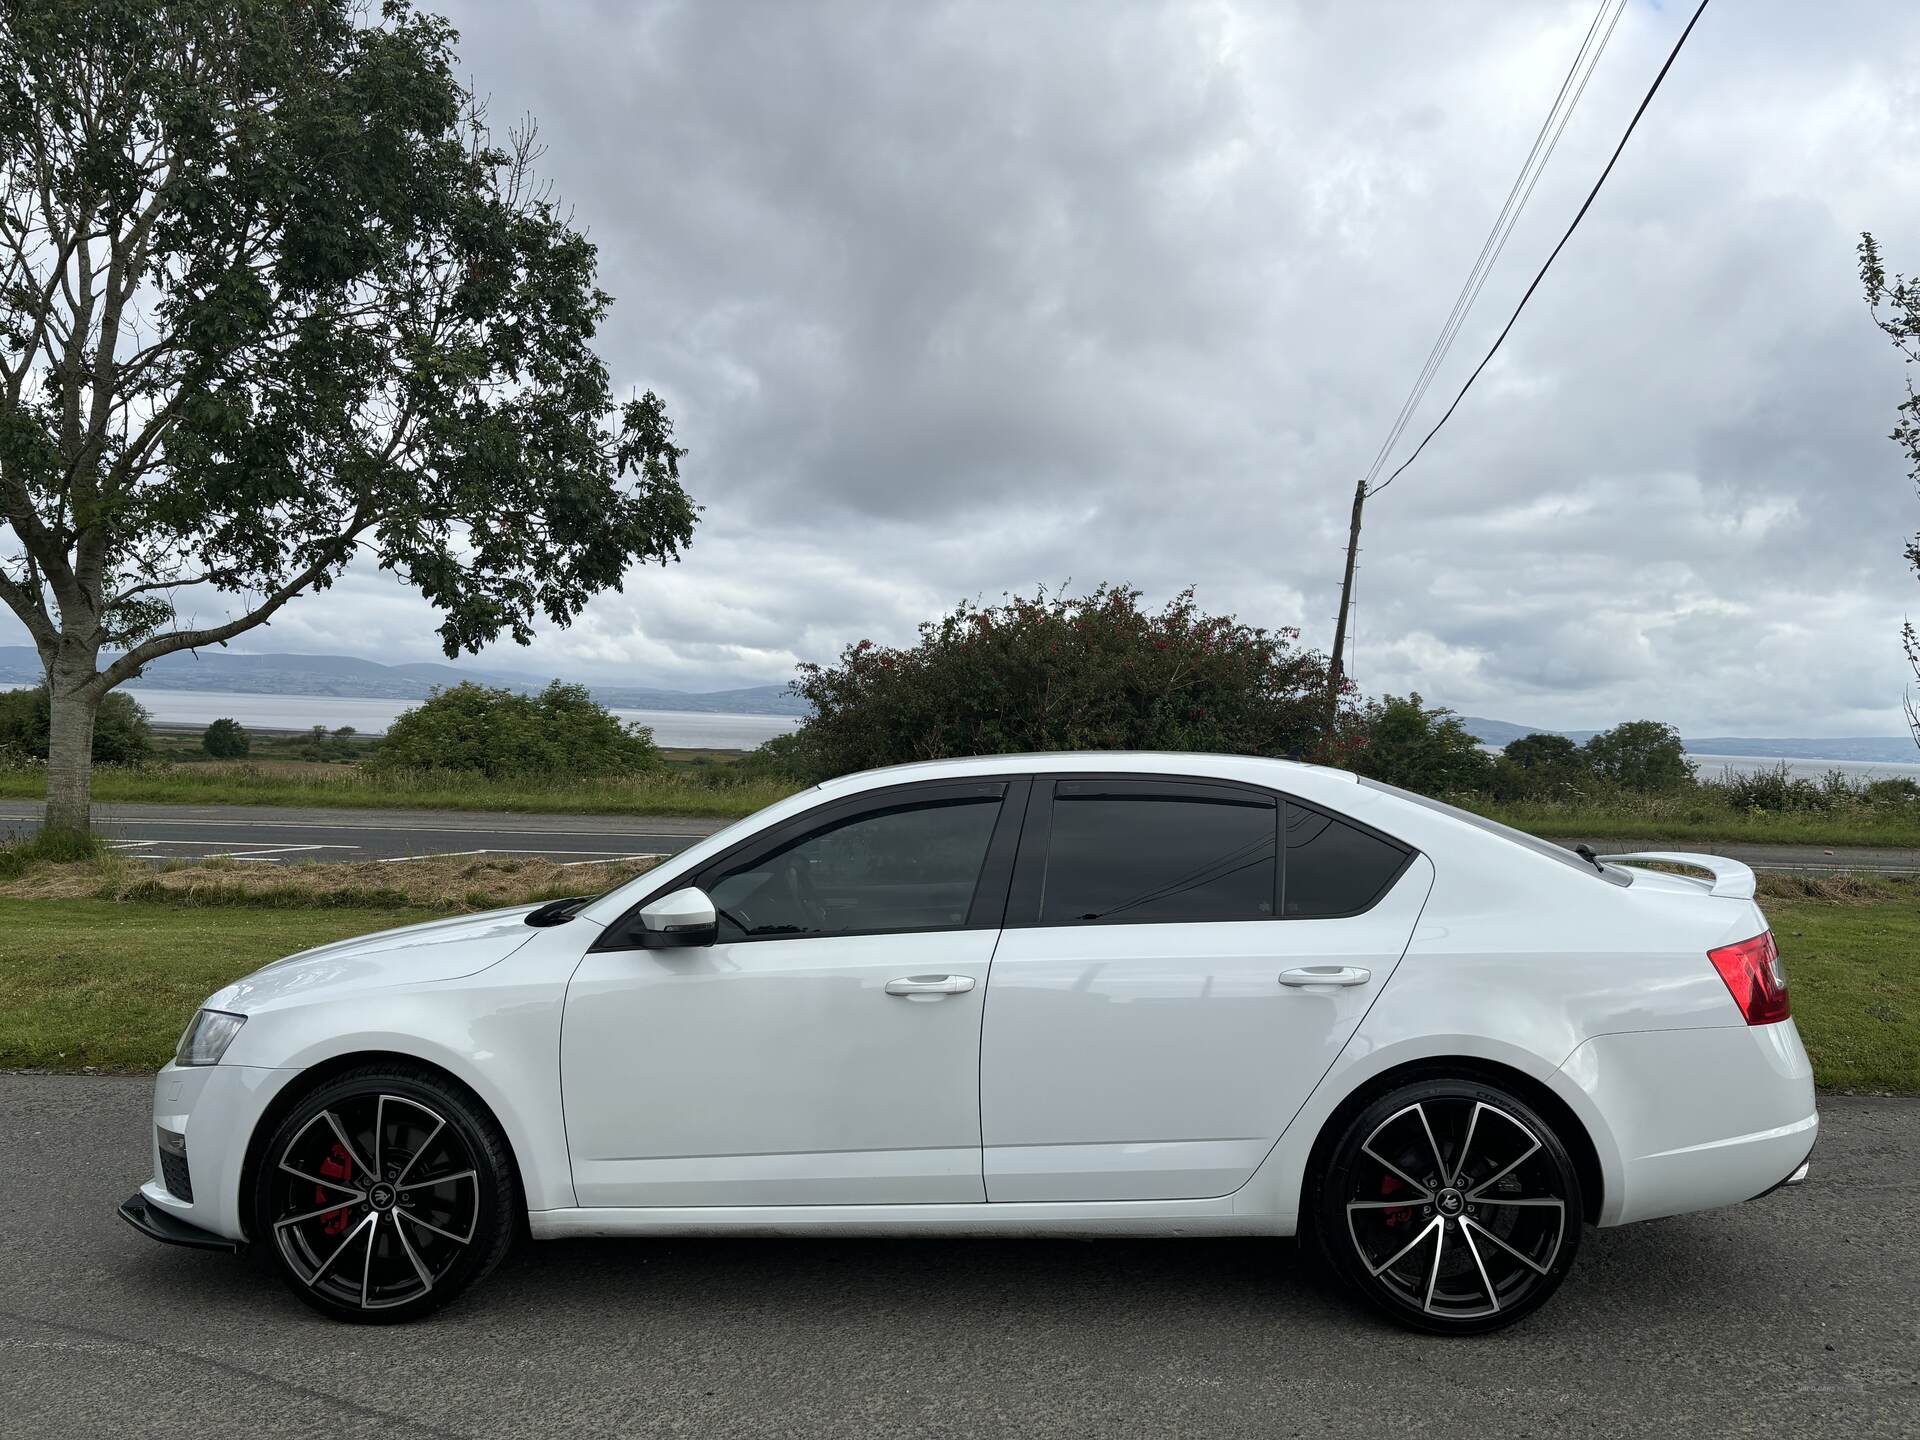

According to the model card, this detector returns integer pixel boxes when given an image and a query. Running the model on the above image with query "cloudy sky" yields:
[14,0,1920,734]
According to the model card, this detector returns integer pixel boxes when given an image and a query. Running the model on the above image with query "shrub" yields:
[1489,731,1591,801]
[369,681,661,778]
[780,585,1343,782]
[202,717,251,759]
[0,684,152,764]
[1582,719,1694,792]
[1350,693,1493,794]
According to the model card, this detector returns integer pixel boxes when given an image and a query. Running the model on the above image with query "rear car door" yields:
[562,779,1026,1207]
[979,776,1433,1202]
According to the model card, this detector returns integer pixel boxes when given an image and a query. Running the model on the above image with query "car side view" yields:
[121,753,1817,1333]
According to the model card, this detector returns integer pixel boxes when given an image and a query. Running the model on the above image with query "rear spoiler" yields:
[1598,851,1757,900]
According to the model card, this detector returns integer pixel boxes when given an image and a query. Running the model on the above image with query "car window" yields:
[1283,803,1410,917]
[1039,782,1277,924]
[707,796,1002,940]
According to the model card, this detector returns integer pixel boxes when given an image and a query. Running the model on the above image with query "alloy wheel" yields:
[1342,1097,1570,1323]
[269,1093,481,1313]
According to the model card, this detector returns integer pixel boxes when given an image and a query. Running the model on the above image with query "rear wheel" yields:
[1313,1078,1582,1334]
[252,1065,516,1323]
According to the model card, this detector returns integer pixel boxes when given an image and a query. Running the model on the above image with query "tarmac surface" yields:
[1,1078,1915,1438]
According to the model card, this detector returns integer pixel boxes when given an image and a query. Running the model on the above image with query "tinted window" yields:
[1283,803,1409,917]
[1040,782,1277,924]
[708,797,1001,939]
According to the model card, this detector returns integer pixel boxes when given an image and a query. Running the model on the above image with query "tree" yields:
[0,682,150,763]
[1490,730,1589,801]
[782,585,1344,782]
[0,1,697,837]
[1582,720,1693,792]
[1860,232,1920,748]
[369,681,659,777]
[200,716,247,758]
[1349,693,1493,796]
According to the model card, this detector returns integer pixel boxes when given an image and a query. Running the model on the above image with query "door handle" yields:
[1278,965,1372,988]
[885,975,976,996]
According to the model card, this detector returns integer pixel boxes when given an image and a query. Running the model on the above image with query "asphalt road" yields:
[3,799,1920,876]
[0,801,723,865]
[1,1077,1913,1439]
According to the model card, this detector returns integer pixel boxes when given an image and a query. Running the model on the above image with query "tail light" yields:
[1708,931,1790,1025]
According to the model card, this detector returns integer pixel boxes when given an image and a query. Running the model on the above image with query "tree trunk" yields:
[43,672,100,840]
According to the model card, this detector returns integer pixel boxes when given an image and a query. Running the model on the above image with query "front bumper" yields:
[137,1061,300,1245]
[118,1190,242,1252]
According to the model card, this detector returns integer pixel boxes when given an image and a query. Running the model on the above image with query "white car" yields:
[122,753,1816,1333]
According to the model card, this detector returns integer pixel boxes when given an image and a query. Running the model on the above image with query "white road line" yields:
[379,848,667,865]
[0,811,708,838]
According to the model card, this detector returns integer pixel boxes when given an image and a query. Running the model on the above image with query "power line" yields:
[1360,0,1624,495]
[1369,0,1714,497]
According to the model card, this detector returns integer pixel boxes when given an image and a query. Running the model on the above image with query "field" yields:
[0,851,1914,1089]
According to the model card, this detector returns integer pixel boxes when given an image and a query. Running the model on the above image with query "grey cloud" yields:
[8,0,1920,735]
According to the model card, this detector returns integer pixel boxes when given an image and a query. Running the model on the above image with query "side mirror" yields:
[636,886,718,948]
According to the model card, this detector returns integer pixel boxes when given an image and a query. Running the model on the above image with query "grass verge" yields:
[1,872,1914,1088]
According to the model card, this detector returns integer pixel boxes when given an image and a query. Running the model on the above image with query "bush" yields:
[1489,731,1592,802]
[0,684,152,764]
[296,725,361,762]
[369,681,661,778]
[780,585,1343,782]
[202,717,250,759]
[1350,693,1493,794]
[1582,719,1694,792]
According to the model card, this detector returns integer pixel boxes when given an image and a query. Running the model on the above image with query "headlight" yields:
[175,1009,246,1067]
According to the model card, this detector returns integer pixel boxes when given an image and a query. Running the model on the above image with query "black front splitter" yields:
[118,1191,243,1252]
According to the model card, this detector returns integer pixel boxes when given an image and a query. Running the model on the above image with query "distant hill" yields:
[0,646,809,717]
[1458,715,1917,766]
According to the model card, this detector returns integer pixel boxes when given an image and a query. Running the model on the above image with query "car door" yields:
[561,778,1027,1208]
[979,776,1433,1203]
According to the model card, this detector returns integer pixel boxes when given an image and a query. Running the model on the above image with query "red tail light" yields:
[1708,931,1790,1025]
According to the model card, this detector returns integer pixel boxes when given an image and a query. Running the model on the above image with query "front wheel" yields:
[252,1065,517,1323]
[1313,1078,1582,1334]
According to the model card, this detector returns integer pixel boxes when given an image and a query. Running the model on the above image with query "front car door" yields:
[979,775,1433,1202]
[562,778,1028,1208]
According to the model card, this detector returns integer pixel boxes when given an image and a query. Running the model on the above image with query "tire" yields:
[1311,1078,1583,1335]
[251,1064,517,1324]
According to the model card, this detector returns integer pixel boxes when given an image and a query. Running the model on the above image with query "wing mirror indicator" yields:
[637,886,719,949]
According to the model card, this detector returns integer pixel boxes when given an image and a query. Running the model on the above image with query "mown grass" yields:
[0,901,426,1070]
[1482,796,1920,849]
[0,760,802,819]
[1,870,1914,1087]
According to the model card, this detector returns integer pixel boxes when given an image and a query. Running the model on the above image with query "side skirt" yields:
[529,1196,1285,1241]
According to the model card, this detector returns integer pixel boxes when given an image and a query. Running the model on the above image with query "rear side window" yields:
[1040,781,1277,924]
[1283,804,1411,917]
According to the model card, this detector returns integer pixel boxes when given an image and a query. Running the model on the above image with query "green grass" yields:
[0,900,421,1070]
[1482,796,1920,849]
[1,884,1915,1088]
[0,761,801,818]
[1766,891,1920,1092]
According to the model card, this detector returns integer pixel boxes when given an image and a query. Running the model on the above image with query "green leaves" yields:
[780,584,1337,782]
[0,0,696,667]
[368,681,661,778]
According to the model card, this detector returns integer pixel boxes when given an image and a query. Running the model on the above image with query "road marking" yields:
[0,810,711,839]
[378,848,667,865]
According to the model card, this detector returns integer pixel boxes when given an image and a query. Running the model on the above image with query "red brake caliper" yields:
[317,1141,354,1236]
[1380,1170,1412,1228]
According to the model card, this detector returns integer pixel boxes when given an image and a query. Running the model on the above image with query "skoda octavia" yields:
[122,753,1816,1332]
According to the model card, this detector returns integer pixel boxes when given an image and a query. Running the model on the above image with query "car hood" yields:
[205,905,544,1015]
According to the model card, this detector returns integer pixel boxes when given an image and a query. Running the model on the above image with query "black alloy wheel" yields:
[1315,1078,1583,1334]
[253,1065,515,1323]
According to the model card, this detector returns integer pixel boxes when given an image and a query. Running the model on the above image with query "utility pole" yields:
[1324,475,1366,746]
